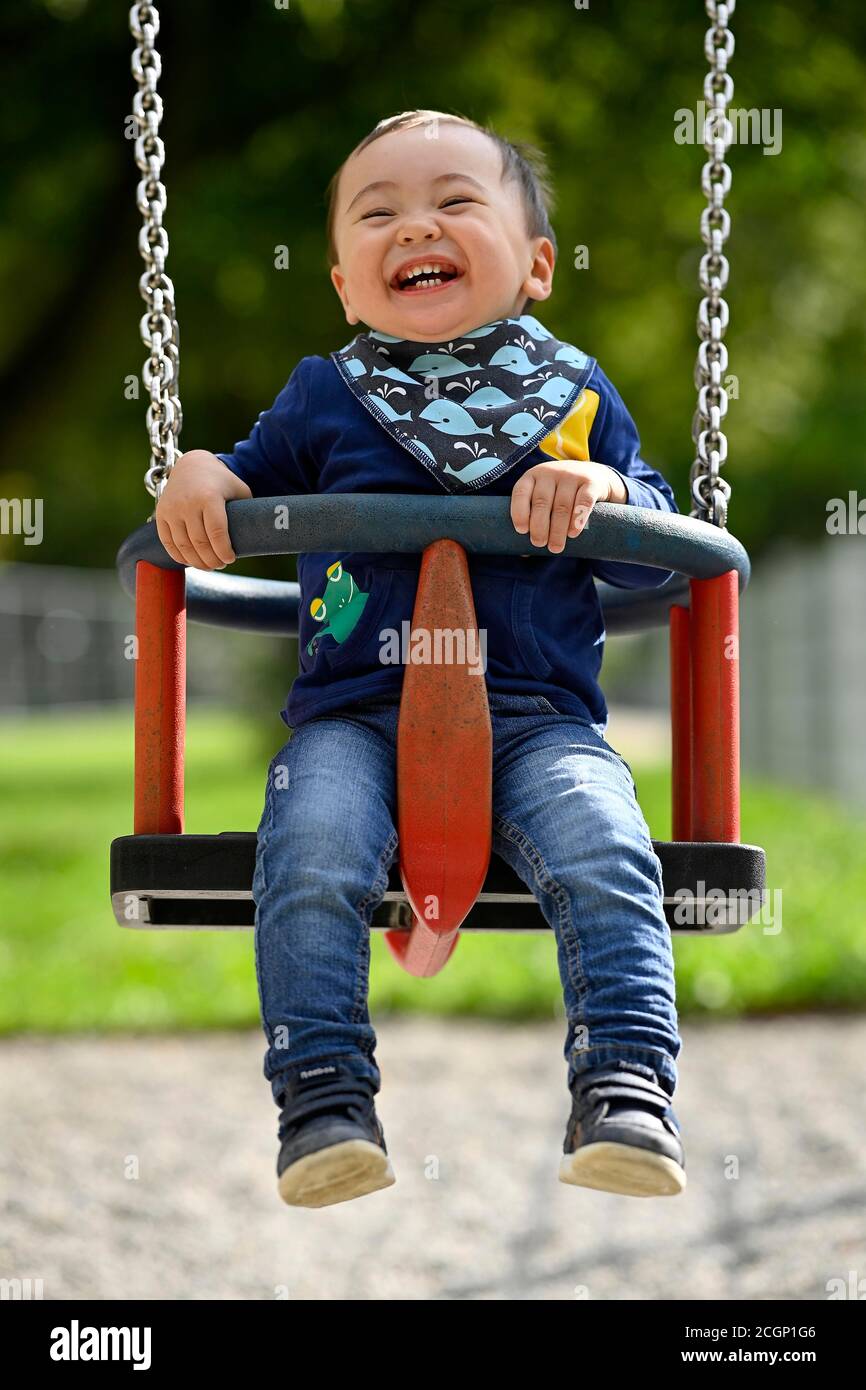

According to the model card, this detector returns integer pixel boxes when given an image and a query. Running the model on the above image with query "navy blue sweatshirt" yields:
[216,353,678,731]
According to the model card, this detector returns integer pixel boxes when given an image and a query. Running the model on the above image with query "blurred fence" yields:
[1,539,863,806]
[0,561,286,714]
[605,536,866,808]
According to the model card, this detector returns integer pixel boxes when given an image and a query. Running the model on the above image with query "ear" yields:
[521,237,555,306]
[330,265,360,326]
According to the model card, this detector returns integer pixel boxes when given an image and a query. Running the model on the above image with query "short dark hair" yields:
[325,109,557,317]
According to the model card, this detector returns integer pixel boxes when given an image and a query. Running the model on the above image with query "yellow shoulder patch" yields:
[537,388,601,463]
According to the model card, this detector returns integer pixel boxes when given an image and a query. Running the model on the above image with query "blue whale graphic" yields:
[444,456,506,483]
[367,393,412,422]
[502,410,545,444]
[527,376,578,407]
[515,315,553,341]
[403,437,437,464]
[489,346,552,376]
[555,344,589,369]
[462,386,517,410]
[419,400,494,436]
[461,321,504,338]
[408,352,479,378]
[371,364,420,385]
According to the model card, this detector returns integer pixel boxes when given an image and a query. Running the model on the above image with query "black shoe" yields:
[559,1063,686,1197]
[275,1059,395,1208]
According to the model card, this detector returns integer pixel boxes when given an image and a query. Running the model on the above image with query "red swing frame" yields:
[133,543,740,978]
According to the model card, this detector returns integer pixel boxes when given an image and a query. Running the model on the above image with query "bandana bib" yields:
[331,314,596,494]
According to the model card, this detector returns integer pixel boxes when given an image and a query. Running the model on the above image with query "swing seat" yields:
[110,831,766,934]
[110,493,767,965]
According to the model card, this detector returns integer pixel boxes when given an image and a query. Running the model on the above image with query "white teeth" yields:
[398,261,455,285]
[397,263,460,292]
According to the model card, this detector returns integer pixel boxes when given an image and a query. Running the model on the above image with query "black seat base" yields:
[110,834,767,935]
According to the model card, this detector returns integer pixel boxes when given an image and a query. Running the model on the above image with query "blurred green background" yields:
[1,0,865,1031]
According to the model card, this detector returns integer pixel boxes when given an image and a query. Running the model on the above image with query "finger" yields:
[527,474,557,548]
[155,515,189,568]
[183,512,228,570]
[201,498,237,567]
[170,518,208,570]
[510,470,537,534]
[568,482,603,538]
[546,478,581,553]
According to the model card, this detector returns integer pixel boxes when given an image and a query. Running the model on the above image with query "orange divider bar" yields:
[134,560,186,835]
[388,539,493,978]
[669,603,692,840]
[689,570,740,843]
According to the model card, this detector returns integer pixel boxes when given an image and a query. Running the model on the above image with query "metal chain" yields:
[690,0,735,528]
[129,2,182,500]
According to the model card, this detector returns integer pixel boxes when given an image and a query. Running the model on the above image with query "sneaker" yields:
[275,1060,395,1208]
[559,1063,686,1197]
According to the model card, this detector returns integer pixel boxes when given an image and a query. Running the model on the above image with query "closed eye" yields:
[360,197,476,221]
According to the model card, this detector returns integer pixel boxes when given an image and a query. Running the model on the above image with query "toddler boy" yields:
[155,109,685,1207]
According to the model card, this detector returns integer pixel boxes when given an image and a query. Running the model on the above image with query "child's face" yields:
[330,123,554,341]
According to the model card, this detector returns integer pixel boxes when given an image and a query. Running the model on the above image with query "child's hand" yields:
[154,450,253,571]
[510,460,627,554]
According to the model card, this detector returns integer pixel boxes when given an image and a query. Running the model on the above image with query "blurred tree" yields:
[1,0,864,575]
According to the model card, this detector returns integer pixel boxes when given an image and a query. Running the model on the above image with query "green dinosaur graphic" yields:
[306,560,370,656]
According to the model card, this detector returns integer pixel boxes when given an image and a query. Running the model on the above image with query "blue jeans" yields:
[252,692,681,1108]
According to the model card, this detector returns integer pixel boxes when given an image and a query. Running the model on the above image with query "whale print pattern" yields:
[331,315,595,495]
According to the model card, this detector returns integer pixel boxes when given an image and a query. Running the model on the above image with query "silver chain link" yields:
[690,0,735,528]
[130,2,182,500]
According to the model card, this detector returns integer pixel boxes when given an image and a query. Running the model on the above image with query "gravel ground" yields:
[1,1015,864,1301]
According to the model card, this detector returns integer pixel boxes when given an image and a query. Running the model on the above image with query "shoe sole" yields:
[278,1138,396,1208]
[559,1141,686,1197]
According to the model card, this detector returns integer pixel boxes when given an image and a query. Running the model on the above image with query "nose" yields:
[397,216,442,245]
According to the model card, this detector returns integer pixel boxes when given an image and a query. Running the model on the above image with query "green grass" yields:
[1,707,864,1032]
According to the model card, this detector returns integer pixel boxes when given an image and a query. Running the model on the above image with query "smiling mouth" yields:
[391,261,464,294]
